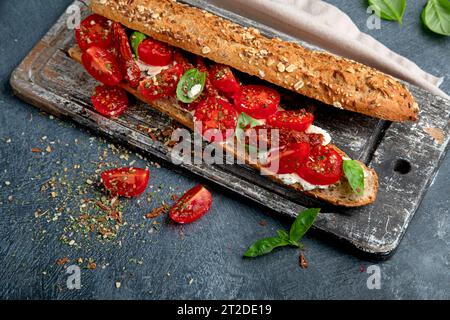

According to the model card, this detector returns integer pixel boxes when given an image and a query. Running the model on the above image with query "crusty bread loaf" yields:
[69,45,378,206]
[90,0,418,122]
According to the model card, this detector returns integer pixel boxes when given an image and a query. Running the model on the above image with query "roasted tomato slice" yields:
[267,110,314,132]
[101,167,149,197]
[75,14,113,52]
[169,185,213,224]
[233,85,280,119]
[297,145,343,185]
[209,64,241,98]
[112,23,141,87]
[82,46,123,86]
[91,85,129,117]
[138,38,174,66]
[193,96,238,142]
[267,142,310,174]
[138,63,183,100]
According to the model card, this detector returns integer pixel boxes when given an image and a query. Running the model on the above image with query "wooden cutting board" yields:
[10,0,450,259]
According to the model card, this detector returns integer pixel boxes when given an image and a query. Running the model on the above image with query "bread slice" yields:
[89,0,418,122]
[69,46,378,207]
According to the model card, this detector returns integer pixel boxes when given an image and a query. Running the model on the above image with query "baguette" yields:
[69,46,378,207]
[90,0,419,122]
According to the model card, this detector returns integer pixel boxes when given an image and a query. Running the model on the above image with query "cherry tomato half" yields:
[169,185,213,224]
[112,22,141,87]
[101,167,149,197]
[267,142,310,174]
[138,38,174,66]
[267,110,314,132]
[82,46,123,86]
[75,14,113,52]
[233,85,280,119]
[138,62,183,101]
[91,85,129,117]
[193,96,238,142]
[297,145,343,186]
[209,64,241,98]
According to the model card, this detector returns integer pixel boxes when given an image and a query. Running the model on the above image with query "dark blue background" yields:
[0,0,449,299]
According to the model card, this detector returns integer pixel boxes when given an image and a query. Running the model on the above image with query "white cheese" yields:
[135,60,170,77]
[306,125,331,146]
[188,84,202,99]
[277,173,331,191]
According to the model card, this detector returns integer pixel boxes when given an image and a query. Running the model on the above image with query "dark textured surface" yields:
[0,0,449,299]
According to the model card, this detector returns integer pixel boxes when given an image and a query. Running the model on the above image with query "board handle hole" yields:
[394,159,411,175]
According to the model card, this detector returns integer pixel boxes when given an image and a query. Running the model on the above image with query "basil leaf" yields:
[289,208,320,243]
[235,112,264,142]
[421,0,450,36]
[343,160,365,196]
[277,229,290,240]
[368,0,406,24]
[176,68,207,103]
[243,237,290,258]
[130,31,147,58]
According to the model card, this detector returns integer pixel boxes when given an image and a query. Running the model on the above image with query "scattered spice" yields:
[87,260,97,270]
[56,257,70,266]
[145,204,169,219]
[258,220,268,227]
[299,253,308,269]
[115,282,121,289]
[31,148,42,153]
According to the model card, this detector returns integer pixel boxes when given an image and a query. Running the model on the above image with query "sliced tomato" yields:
[193,96,238,142]
[209,64,241,98]
[82,46,123,86]
[101,167,149,197]
[233,85,280,119]
[267,110,314,132]
[112,23,141,87]
[138,38,174,66]
[75,14,113,52]
[174,51,193,73]
[267,142,310,174]
[91,85,129,117]
[138,63,183,101]
[169,185,212,224]
[297,145,343,185]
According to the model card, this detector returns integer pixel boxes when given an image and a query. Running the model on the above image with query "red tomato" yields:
[267,142,310,174]
[82,46,123,86]
[112,23,141,87]
[91,85,129,117]
[169,185,213,224]
[174,51,193,73]
[101,167,149,197]
[138,63,183,101]
[75,14,113,52]
[297,145,343,185]
[267,110,314,132]
[138,38,174,66]
[193,96,238,142]
[233,85,280,119]
[209,64,241,98]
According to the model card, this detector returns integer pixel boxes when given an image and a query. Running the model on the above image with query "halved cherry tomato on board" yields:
[209,64,241,98]
[267,142,310,174]
[75,14,113,52]
[138,63,183,101]
[169,185,213,224]
[267,110,314,132]
[233,85,280,119]
[297,145,343,186]
[82,46,123,86]
[138,38,174,66]
[91,85,129,117]
[101,167,149,197]
[112,23,141,87]
[193,96,238,142]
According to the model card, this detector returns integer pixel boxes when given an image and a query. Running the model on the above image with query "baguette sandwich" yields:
[69,0,383,206]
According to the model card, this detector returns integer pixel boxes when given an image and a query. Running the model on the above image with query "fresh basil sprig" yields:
[244,208,320,258]
[130,31,147,58]
[421,0,450,36]
[368,0,406,24]
[176,69,207,103]
[343,160,365,196]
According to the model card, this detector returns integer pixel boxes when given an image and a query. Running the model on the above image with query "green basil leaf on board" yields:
[421,0,450,36]
[176,68,207,103]
[277,229,290,241]
[235,112,264,142]
[368,0,406,24]
[243,237,290,258]
[130,31,147,58]
[289,208,320,243]
[343,160,365,196]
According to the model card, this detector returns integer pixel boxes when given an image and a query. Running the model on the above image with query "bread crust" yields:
[91,0,418,122]
[69,45,378,207]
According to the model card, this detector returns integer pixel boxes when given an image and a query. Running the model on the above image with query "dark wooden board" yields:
[10,0,450,259]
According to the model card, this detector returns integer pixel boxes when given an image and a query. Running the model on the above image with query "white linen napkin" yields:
[206,0,449,99]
